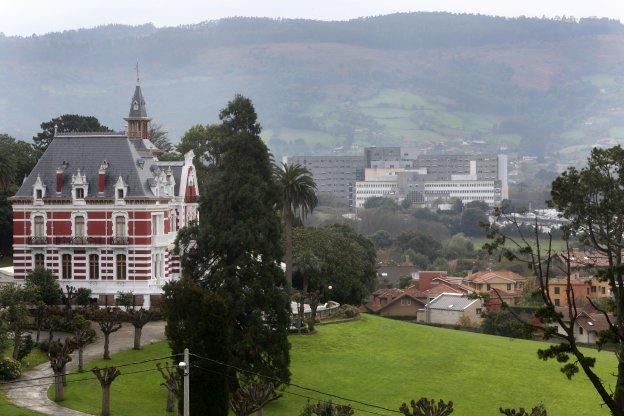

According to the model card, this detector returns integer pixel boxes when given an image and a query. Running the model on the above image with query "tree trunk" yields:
[102,384,111,416]
[614,358,624,415]
[309,300,319,333]
[103,333,110,359]
[62,364,67,386]
[257,407,264,416]
[284,208,293,287]
[133,326,142,350]
[166,389,175,413]
[297,298,304,334]
[78,347,84,372]
[54,373,64,402]
[11,332,20,360]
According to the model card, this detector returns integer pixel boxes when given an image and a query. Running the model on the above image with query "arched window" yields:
[116,254,127,280]
[115,216,126,237]
[34,253,45,269]
[34,216,45,237]
[62,254,72,279]
[89,254,99,280]
[74,216,86,237]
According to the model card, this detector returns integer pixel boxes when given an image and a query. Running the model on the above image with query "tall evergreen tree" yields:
[177,95,291,386]
[163,278,230,416]
[274,162,318,287]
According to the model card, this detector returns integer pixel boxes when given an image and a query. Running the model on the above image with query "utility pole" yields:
[179,348,190,416]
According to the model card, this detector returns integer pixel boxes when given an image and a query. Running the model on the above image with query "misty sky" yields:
[2,0,624,36]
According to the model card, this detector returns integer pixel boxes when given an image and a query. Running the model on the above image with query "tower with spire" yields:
[124,62,151,140]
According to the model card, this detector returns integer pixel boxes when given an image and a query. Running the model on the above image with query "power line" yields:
[0,355,178,386]
[189,363,392,416]
[188,353,402,414]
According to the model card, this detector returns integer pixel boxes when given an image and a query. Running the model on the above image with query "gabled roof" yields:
[365,290,426,313]
[576,312,611,333]
[426,293,479,311]
[466,270,528,284]
[13,133,179,200]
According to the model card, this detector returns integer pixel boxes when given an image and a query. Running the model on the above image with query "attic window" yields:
[117,189,124,199]
[588,321,594,326]
[36,189,42,199]
[448,304,454,308]
[75,188,84,199]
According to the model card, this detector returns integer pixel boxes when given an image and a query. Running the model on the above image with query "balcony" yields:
[27,236,130,246]
[27,236,47,245]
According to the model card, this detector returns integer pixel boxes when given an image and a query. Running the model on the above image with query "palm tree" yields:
[274,162,318,287]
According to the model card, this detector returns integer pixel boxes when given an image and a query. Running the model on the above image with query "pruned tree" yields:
[230,381,277,416]
[60,285,77,317]
[399,398,454,416]
[299,400,354,416]
[90,307,124,359]
[127,308,153,350]
[499,405,548,416]
[72,314,93,372]
[115,291,135,310]
[306,290,321,333]
[75,287,93,309]
[92,366,121,416]
[156,361,181,414]
[48,338,76,401]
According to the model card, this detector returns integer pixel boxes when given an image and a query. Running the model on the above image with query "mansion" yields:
[9,76,199,308]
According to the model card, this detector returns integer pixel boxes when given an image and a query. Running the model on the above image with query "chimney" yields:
[55,167,63,193]
[98,161,108,193]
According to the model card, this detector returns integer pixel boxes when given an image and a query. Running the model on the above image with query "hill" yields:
[2,13,624,162]
[55,315,614,415]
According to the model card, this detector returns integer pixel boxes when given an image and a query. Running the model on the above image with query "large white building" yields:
[355,153,508,209]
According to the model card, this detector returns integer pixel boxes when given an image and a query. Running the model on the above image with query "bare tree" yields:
[48,338,76,402]
[92,366,121,416]
[90,307,124,359]
[127,308,153,350]
[230,381,277,416]
[156,362,181,414]
[72,314,92,372]
[399,398,454,416]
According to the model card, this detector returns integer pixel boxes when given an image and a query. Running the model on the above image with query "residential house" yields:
[547,275,611,307]
[363,288,426,318]
[423,293,484,326]
[556,310,612,345]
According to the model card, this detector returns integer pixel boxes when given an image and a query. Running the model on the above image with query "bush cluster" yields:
[0,357,22,380]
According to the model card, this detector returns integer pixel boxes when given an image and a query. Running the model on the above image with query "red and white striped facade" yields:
[10,79,199,308]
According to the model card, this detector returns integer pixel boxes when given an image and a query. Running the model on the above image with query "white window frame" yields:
[31,212,47,238]
[112,212,129,238]
[71,211,88,238]
[151,214,164,236]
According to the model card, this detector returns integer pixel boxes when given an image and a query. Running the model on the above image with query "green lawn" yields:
[54,315,615,415]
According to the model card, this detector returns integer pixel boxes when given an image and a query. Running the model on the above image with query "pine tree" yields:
[177,95,291,386]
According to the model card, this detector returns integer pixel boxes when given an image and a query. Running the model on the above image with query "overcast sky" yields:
[2,0,624,37]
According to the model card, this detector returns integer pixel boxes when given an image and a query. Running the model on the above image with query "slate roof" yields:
[128,84,148,118]
[426,293,479,311]
[14,133,174,199]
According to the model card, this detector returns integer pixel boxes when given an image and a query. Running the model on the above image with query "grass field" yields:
[54,315,615,416]
[470,237,570,252]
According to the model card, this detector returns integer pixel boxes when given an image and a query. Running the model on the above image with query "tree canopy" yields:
[33,114,111,151]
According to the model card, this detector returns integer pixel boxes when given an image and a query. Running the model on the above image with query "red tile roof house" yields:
[556,309,613,345]
[464,270,530,308]
[362,288,427,318]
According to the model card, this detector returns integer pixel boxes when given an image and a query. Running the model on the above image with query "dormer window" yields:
[32,174,46,204]
[114,176,128,205]
[71,169,88,203]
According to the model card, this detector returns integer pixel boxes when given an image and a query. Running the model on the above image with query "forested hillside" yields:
[2,12,624,161]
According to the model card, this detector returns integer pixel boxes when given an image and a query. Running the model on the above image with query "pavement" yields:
[3,321,166,415]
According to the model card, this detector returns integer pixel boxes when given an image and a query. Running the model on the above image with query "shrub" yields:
[15,334,35,361]
[0,357,22,380]
[333,305,359,319]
